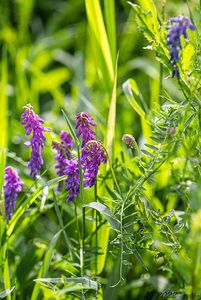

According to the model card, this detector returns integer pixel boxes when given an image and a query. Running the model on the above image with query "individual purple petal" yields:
[21,104,51,179]
[3,167,23,220]
[75,112,96,147]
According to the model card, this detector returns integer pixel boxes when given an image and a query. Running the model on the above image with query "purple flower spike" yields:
[64,158,80,202]
[3,167,23,220]
[82,140,107,187]
[52,131,73,190]
[75,112,96,147]
[21,104,51,179]
[166,15,196,78]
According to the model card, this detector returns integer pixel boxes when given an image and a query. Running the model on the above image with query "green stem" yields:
[75,200,81,243]
[94,182,98,275]
[77,145,85,276]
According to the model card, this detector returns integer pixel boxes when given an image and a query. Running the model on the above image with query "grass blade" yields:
[106,58,118,159]
[0,48,8,197]
[103,0,116,67]
[85,0,114,90]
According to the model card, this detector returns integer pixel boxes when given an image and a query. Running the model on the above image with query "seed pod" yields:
[122,134,136,149]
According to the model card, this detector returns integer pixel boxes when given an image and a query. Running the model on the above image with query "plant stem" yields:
[94,182,98,275]
[77,145,85,276]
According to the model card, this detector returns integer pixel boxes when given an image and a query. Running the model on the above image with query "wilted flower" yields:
[166,15,196,78]
[64,157,80,202]
[52,131,74,190]
[21,104,51,179]
[122,134,136,149]
[82,140,107,187]
[75,112,96,147]
[3,167,23,220]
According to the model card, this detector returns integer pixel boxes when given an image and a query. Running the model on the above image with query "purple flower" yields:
[75,112,96,147]
[63,158,80,203]
[3,167,23,220]
[166,15,196,78]
[21,104,51,179]
[53,113,106,203]
[82,140,107,187]
[52,131,74,190]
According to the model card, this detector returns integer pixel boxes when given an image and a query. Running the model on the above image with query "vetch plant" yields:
[1,1,201,299]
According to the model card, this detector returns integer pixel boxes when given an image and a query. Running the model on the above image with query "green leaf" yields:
[0,286,15,299]
[182,44,195,73]
[106,59,117,159]
[36,68,70,92]
[144,143,159,151]
[128,0,159,42]
[184,113,196,130]
[0,48,8,150]
[31,230,62,300]
[123,79,146,119]
[0,48,8,196]
[136,0,157,16]
[17,0,34,43]
[35,277,99,290]
[141,149,154,157]
[103,0,116,67]
[83,202,120,231]
[35,277,99,296]
[3,258,11,300]
[123,79,152,140]
[85,0,114,90]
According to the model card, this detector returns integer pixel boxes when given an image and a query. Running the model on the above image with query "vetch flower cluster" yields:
[76,113,107,190]
[5,106,106,219]
[52,112,107,203]
[3,167,23,220]
[166,15,196,78]
[21,104,51,179]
